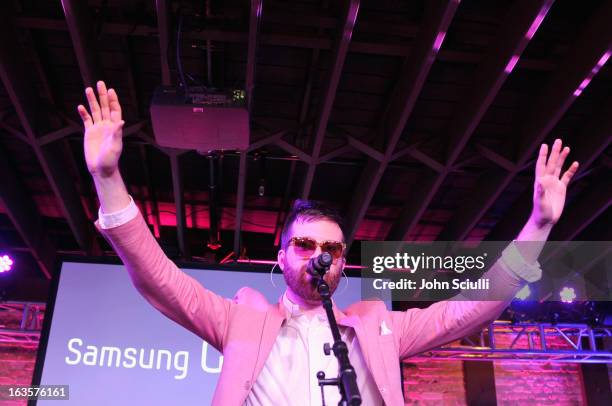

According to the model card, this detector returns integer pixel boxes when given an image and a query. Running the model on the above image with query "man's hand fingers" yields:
[535,143,548,178]
[545,139,562,175]
[97,81,111,121]
[85,87,102,123]
[108,88,123,123]
[554,146,570,178]
[561,161,579,186]
[77,105,93,129]
[112,120,125,138]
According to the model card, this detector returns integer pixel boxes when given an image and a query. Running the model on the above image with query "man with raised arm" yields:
[78,81,579,405]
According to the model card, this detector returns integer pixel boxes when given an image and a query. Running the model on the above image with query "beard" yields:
[282,260,342,302]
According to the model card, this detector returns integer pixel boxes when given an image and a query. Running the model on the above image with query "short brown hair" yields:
[280,200,345,250]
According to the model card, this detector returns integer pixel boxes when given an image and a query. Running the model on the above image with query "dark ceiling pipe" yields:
[205,0,213,87]
[207,153,221,250]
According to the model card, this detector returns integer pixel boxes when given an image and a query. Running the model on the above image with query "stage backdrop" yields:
[34,260,386,405]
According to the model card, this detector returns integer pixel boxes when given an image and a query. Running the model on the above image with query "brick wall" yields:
[0,306,38,406]
[400,329,599,405]
[0,352,592,406]
[401,357,587,406]
[0,345,38,406]
[403,358,467,405]
[493,328,586,405]
[494,361,584,405]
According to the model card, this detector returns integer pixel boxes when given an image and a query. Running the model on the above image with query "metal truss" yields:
[417,321,612,363]
[0,301,45,347]
[2,302,611,364]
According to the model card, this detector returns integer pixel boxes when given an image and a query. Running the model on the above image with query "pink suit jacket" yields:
[96,213,523,405]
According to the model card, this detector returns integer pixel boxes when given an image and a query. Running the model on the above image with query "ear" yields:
[277,249,286,271]
[338,256,346,271]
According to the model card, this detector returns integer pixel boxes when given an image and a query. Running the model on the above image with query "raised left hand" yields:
[531,139,579,227]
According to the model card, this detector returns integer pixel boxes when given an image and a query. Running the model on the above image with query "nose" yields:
[311,245,323,259]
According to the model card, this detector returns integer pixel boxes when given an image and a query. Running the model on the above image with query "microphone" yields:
[307,252,333,277]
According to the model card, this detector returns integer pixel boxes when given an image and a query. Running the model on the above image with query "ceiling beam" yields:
[12,0,59,109]
[447,0,555,162]
[0,147,54,279]
[548,180,611,242]
[139,144,161,238]
[233,0,263,256]
[12,15,567,72]
[13,16,557,72]
[487,95,612,240]
[21,2,101,249]
[233,152,248,256]
[571,212,611,276]
[536,182,610,296]
[272,19,326,248]
[301,0,360,199]
[152,3,189,257]
[345,0,460,246]
[246,0,262,112]
[438,0,612,241]
[60,0,103,86]
[272,160,297,247]
[121,36,154,235]
[155,0,172,86]
[0,122,31,145]
[121,37,141,121]
[60,0,110,226]
[0,12,99,255]
[386,0,554,242]
[36,124,81,146]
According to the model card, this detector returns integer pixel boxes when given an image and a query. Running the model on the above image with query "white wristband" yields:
[97,195,139,229]
[499,241,542,283]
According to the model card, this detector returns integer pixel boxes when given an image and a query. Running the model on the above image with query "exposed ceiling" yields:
[0,0,610,301]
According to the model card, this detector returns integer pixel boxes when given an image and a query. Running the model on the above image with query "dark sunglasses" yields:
[288,236,346,260]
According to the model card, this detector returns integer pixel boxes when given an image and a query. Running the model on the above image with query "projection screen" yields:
[32,259,386,405]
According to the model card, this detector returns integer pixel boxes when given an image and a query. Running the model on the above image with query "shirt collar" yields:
[282,291,328,321]
[278,291,349,326]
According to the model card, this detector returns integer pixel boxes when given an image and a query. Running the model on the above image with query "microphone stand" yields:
[311,255,361,406]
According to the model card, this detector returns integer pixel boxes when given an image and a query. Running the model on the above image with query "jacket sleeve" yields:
[389,259,524,360]
[95,211,231,352]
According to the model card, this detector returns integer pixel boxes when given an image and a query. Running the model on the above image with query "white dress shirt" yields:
[245,293,383,406]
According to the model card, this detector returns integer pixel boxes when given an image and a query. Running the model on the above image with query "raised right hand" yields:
[78,81,125,178]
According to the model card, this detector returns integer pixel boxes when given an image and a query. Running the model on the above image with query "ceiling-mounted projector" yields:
[150,86,250,152]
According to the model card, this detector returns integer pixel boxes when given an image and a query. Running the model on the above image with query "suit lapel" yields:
[251,302,286,381]
[338,312,394,405]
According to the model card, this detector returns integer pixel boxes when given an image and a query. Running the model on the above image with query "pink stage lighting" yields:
[0,254,14,273]
[559,286,576,303]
